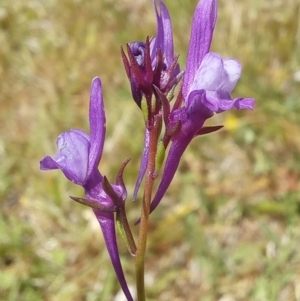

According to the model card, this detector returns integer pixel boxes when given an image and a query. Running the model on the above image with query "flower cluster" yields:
[40,0,254,300]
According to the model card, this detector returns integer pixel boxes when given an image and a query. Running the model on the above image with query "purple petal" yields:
[133,128,150,201]
[150,0,162,64]
[40,130,90,185]
[149,132,193,214]
[217,97,255,112]
[151,0,175,69]
[189,52,224,96]
[233,97,255,110]
[186,89,214,126]
[157,0,174,65]
[221,58,242,93]
[204,92,255,113]
[183,0,217,98]
[149,37,157,61]
[192,90,219,112]
[40,155,60,170]
[93,210,133,301]
[194,53,242,94]
[88,77,106,180]
[188,53,249,111]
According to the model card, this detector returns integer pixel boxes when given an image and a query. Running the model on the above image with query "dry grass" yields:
[1,0,300,300]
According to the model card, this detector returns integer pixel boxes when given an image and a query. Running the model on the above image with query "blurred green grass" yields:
[1,0,300,300]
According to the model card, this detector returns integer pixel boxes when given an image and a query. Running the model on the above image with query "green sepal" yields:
[151,95,156,114]
[155,140,165,175]
[141,98,148,122]
[116,210,137,256]
[166,84,176,102]
[116,211,129,248]
[155,114,163,138]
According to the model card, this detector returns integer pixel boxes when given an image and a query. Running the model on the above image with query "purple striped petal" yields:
[183,0,217,99]
[158,0,174,65]
[151,0,175,68]
[40,130,90,185]
[88,77,106,180]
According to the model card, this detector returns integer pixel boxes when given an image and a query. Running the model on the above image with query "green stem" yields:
[135,117,160,301]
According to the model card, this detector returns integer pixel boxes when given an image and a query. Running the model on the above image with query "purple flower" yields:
[40,77,133,301]
[149,0,255,214]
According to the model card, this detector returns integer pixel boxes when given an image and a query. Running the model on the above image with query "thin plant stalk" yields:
[135,116,160,301]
